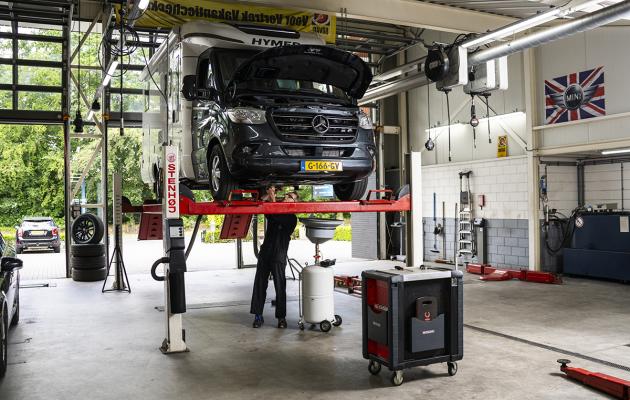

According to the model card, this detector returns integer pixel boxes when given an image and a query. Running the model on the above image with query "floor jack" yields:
[558,359,630,399]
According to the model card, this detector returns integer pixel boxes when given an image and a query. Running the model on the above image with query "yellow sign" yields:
[301,161,343,172]
[127,0,336,43]
[497,135,508,158]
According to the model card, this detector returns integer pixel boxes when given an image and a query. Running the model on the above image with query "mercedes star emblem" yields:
[311,115,330,134]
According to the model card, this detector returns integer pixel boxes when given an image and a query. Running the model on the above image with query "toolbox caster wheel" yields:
[391,371,404,386]
[298,322,305,331]
[320,320,332,333]
[368,361,381,375]
[448,362,458,376]
[333,315,342,327]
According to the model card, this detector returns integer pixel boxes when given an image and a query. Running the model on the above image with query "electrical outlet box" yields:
[464,56,508,94]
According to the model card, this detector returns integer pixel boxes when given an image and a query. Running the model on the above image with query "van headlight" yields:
[227,108,267,125]
[358,112,372,129]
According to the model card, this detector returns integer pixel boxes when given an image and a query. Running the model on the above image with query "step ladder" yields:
[457,171,475,263]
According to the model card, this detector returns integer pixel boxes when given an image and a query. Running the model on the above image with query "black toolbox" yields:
[362,267,463,386]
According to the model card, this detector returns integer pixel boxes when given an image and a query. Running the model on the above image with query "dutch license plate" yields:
[30,230,46,236]
[301,161,343,172]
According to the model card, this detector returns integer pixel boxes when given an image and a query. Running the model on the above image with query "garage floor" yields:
[1,260,629,399]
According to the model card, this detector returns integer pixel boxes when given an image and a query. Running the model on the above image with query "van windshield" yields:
[216,48,351,103]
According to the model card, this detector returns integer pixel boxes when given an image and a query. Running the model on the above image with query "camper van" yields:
[141,22,375,200]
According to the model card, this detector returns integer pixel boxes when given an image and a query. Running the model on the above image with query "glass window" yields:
[18,92,61,111]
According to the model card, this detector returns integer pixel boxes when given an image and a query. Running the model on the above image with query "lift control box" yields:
[362,268,463,371]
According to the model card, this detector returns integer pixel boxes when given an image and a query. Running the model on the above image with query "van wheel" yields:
[153,166,163,200]
[334,177,369,201]
[208,146,237,201]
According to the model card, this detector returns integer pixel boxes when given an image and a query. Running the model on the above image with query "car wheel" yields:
[53,246,61,254]
[10,289,18,327]
[334,177,369,201]
[153,165,164,201]
[0,308,7,378]
[70,243,106,257]
[208,145,237,201]
[71,255,107,270]
[15,246,22,254]
[72,267,107,282]
[72,213,104,244]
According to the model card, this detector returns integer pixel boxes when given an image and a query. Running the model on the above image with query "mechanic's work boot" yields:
[253,315,264,328]
[277,318,287,329]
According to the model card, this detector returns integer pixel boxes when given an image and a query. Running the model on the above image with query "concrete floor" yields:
[1,260,629,399]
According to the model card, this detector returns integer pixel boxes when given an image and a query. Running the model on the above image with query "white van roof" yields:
[141,21,325,81]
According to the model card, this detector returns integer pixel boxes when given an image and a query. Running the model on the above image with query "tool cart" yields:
[362,267,463,386]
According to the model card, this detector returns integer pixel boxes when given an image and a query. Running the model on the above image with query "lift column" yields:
[160,145,187,353]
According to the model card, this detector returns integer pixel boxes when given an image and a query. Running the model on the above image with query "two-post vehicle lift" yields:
[144,147,420,354]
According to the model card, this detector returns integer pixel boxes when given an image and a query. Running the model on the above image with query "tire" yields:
[53,246,61,254]
[368,360,381,375]
[448,362,458,376]
[72,214,104,244]
[15,246,22,255]
[72,267,107,282]
[10,289,18,327]
[320,320,332,333]
[334,177,369,201]
[333,315,342,327]
[70,244,105,257]
[391,371,404,386]
[0,309,7,378]
[208,145,237,201]
[71,255,107,270]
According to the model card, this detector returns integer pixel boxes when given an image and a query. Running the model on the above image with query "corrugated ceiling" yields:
[423,0,564,19]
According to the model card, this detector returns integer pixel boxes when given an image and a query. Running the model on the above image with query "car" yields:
[0,232,22,378]
[15,216,61,254]
[141,23,376,201]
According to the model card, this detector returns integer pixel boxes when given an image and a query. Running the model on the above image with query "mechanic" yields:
[250,187,299,329]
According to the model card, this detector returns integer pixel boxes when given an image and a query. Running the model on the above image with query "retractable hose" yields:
[151,257,169,282]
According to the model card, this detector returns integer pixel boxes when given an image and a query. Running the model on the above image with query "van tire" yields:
[334,178,369,201]
[208,146,237,201]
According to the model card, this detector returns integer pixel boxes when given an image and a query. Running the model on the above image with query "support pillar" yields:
[524,49,541,271]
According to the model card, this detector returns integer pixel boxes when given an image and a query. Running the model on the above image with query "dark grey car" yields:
[0,232,22,378]
[182,45,376,201]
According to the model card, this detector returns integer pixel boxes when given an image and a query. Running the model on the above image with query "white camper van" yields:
[141,22,375,200]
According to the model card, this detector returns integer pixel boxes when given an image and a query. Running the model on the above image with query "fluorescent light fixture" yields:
[102,60,119,86]
[423,111,525,133]
[138,0,150,10]
[601,148,630,155]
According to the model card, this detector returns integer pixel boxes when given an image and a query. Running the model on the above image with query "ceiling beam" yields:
[242,0,515,33]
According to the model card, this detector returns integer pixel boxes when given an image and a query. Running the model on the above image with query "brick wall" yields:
[421,156,530,267]
[585,163,630,210]
[540,164,578,216]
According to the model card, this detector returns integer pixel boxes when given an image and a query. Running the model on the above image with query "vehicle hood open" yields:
[228,45,373,99]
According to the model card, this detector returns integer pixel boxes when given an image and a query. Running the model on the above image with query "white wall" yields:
[539,164,578,216]
[405,37,526,165]
[584,163,630,209]
[422,156,528,219]
[535,27,630,149]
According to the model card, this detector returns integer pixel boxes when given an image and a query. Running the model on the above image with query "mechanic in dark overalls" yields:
[250,186,299,329]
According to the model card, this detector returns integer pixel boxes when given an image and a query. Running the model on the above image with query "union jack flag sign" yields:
[545,66,605,124]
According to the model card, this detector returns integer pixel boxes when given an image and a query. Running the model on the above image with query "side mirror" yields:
[1,257,23,272]
[182,75,198,101]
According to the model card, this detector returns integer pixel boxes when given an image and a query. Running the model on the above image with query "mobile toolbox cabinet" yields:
[362,268,463,386]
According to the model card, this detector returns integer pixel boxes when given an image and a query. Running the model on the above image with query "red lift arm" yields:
[558,359,630,399]
[126,190,411,240]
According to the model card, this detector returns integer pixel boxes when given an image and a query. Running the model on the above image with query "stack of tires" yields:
[70,213,107,282]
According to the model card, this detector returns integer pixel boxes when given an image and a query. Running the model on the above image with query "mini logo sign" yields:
[564,84,584,110]
[167,153,176,163]
[311,115,329,134]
